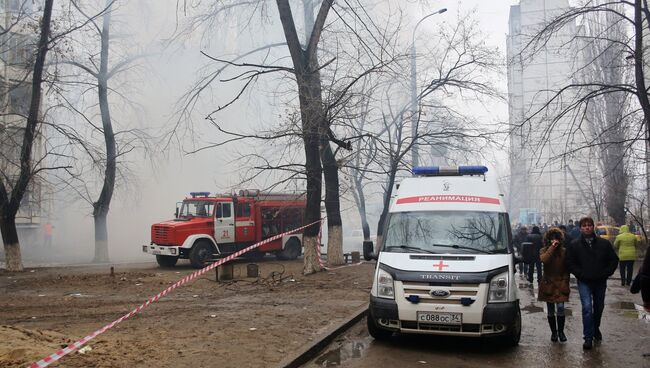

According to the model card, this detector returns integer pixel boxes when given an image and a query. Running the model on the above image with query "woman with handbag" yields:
[539,227,571,342]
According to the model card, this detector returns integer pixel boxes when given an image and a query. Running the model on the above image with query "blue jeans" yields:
[577,280,607,340]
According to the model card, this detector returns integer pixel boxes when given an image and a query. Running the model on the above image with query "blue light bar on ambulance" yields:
[190,191,211,198]
[412,166,488,176]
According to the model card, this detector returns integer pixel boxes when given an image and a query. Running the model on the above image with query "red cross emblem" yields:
[434,260,449,271]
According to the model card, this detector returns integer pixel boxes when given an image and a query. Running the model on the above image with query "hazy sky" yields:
[26,0,523,264]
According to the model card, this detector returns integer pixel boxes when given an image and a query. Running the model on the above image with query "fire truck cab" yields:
[143,190,306,268]
[367,166,521,345]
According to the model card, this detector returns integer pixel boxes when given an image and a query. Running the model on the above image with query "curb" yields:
[277,303,369,368]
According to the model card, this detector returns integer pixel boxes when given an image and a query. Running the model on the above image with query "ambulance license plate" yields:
[417,312,462,325]
[152,250,162,255]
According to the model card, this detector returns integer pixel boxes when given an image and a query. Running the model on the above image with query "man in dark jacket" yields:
[566,216,619,350]
[513,226,528,277]
[526,226,543,284]
[639,246,650,312]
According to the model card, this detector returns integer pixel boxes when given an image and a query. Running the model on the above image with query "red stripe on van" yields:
[396,195,500,205]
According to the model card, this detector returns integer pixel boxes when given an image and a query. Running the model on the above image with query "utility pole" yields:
[410,8,447,168]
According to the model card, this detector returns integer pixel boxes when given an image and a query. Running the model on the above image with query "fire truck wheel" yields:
[277,238,301,260]
[156,255,178,268]
[189,241,215,269]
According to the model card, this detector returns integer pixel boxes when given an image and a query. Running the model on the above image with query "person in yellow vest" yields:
[613,225,638,287]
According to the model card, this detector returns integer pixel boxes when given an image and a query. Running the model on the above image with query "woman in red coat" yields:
[539,227,571,342]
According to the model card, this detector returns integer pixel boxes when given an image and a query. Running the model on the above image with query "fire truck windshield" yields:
[179,200,214,218]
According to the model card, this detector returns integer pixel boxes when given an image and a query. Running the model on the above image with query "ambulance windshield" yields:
[383,211,509,254]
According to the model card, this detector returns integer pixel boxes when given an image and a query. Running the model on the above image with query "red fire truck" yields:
[143,190,306,268]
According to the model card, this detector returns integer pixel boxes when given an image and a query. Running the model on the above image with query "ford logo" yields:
[430,289,450,297]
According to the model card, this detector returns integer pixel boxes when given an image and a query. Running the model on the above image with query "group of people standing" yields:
[514,217,650,350]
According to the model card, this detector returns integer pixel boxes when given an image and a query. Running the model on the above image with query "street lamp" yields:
[410,7,447,168]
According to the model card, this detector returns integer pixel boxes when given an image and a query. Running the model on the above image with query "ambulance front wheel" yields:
[366,314,393,341]
[156,255,178,268]
[504,308,521,346]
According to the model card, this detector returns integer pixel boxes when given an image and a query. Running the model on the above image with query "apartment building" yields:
[507,0,592,225]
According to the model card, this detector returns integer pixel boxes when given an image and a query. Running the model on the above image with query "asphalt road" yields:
[305,276,650,368]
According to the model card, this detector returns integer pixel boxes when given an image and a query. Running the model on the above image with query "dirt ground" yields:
[0,258,375,368]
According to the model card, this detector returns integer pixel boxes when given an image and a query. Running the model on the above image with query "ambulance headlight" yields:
[377,268,395,299]
[488,272,509,302]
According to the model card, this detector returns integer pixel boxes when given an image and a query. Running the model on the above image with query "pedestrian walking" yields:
[513,226,529,277]
[567,219,575,233]
[538,227,570,342]
[640,249,650,312]
[559,224,573,245]
[526,226,543,284]
[566,217,619,350]
[613,225,638,286]
[569,220,580,240]
[631,245,650,312]
[42,222,53,248]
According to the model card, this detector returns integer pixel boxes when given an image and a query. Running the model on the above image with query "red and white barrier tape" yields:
[30,219,323,368]
[315,222,327,269]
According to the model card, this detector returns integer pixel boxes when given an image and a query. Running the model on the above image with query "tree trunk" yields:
[92,2,116,264]
[93,212,109,262]
[351,173,371,240]
[634,0,650,221]
[376,165,398,248]
[299,92,324,275]
[302,235,321,274]
[275,0,332,275]
[0,216,23,271]
[321,142,344,265]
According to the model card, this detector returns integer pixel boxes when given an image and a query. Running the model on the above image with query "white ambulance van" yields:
[367,166,521,345]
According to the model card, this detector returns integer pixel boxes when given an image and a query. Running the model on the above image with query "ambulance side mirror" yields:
[363,240,376,261]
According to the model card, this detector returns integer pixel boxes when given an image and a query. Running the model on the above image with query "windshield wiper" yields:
[431,243,492,254]
[385,245,437,254]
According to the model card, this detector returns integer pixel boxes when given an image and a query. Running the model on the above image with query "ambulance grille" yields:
[401,321,480,332]
[152,225,171,244]
[401,281,479,300]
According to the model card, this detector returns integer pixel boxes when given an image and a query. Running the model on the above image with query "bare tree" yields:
[0,0,54,271]
[52,0,151,263]
[516,0,650,223]
[171,0,404,272]
[340,11,505,245]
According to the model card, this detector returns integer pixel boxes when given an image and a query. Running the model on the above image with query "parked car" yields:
[596,225,619,243]
[343,229,376,254]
